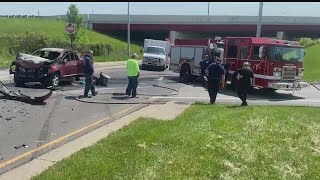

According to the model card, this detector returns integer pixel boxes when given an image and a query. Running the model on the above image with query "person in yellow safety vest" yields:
[126,53,140,98]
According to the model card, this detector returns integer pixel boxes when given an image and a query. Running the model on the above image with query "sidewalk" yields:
[0,60,142,82]
[0,101,191,180]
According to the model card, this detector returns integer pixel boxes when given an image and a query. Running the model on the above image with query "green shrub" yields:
[0,31,113,56]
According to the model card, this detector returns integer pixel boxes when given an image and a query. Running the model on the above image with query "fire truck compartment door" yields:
[180,47,195,59]
[169,46,181,72]
[194,47,203,66]
[170,46,181,65]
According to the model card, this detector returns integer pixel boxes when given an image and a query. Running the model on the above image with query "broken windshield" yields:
[267,46,304,62]
[146,47,166,55]
[32,50,61,60]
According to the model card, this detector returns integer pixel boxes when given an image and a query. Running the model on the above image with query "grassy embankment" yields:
[33,104,320,180]
[0,18,143,68]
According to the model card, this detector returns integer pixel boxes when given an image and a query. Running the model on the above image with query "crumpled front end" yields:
[11,53,55,82]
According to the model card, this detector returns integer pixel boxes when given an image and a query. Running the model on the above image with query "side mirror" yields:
[63,59,68,63]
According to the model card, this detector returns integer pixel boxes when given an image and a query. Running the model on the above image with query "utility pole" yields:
[207,2,210,16]
[256,2,263,37]
[127,2,131,56]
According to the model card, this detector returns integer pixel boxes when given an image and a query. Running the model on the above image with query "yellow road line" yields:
[0,104,140,169]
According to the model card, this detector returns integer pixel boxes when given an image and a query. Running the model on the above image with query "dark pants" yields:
[84,73,96,96]
[237,86,249,105]
[207,79,220,104]
[126,76,138,97]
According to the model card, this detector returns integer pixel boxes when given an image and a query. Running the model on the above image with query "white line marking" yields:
[157,77,164,81]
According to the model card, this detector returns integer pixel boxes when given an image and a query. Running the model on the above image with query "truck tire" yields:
[179,64,192,83]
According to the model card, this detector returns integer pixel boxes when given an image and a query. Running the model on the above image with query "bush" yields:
[299,38,320,47]
[0,31,113,57]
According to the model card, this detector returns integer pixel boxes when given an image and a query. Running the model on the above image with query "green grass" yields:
[303,45,320,82]
[0,18,143,68]
[33,104,320,180]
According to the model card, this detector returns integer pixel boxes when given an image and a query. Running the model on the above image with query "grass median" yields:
[32,104,320,179]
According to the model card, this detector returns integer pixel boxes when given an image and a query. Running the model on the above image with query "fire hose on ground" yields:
[75,84,180,105]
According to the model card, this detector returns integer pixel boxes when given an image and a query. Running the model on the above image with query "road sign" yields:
[66,23,76,35]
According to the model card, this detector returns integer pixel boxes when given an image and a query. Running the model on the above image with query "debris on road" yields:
[0,81,52,104]
[14,144,28,149]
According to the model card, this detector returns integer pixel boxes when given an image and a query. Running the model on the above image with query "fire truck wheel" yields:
[179,65,192,83]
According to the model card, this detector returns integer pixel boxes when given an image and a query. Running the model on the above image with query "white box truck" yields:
[141,39,171,71]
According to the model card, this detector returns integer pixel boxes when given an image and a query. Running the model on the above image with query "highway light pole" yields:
[127,2,131,56]
[207,2,210,16]
[256,2,263,37]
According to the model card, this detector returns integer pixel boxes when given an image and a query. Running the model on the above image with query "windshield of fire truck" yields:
[267,46,304,62]
[146,47,166,55]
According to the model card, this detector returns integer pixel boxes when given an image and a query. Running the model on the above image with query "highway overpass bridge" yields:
[82,14,320,41]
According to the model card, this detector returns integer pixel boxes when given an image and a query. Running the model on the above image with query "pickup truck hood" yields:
[143,53,166,60]
[15,53,55,69]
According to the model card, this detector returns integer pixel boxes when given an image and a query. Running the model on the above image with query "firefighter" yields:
[235,62,254,106]
[83,50,98,98]
[205,57,225,104]
[199,54,210,86]
[126,53,140,98]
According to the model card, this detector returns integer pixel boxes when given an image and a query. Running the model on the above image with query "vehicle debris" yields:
[14,144,28,149]
[0,81,52,104]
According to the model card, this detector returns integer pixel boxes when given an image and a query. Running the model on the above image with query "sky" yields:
[0,2,320,17]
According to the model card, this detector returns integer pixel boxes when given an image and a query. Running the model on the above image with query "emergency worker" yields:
[126,53,140,98]
[205,58,225,104]
[83,50,98,98]
[235,62,254,106]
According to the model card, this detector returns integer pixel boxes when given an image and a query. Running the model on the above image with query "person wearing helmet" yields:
[236,62,254,106]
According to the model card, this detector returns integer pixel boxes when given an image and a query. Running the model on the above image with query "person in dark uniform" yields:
[236,62,254,106]
[199,55,211,87]
[205,58,225,104]
[83,50,98,98]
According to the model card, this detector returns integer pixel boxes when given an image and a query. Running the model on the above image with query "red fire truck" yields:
[224,37,308,91]
[169,37,225,82]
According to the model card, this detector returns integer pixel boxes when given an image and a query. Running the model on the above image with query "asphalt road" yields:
[1,67,320,174]
[0,67,183,174]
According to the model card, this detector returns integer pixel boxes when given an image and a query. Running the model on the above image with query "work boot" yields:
[241,102,248,106]
[92,91,98,96]
[83,95,92,98]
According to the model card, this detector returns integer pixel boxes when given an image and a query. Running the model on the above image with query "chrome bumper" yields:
[268,81,309,90]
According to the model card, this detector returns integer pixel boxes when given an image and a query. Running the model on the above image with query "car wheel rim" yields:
[53,75,59,86]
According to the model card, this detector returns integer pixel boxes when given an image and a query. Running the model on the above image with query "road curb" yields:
[0,102,148,177]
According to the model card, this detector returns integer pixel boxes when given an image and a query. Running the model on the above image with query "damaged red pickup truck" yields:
[10,48,85,88]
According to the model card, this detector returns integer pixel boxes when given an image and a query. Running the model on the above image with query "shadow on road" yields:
[166,76,305,101]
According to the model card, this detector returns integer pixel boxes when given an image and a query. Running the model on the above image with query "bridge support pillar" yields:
[276,31,286,40]
[87,22,93,30]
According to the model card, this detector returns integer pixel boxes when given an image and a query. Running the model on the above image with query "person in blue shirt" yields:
[83,50,98,98]
[205,57,226,104]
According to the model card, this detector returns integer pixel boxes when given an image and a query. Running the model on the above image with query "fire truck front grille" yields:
[282,66,296,80]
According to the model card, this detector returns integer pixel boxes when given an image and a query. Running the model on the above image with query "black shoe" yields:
[241,102,248,106]
[92,91,98,96]
[83,95,92,98]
